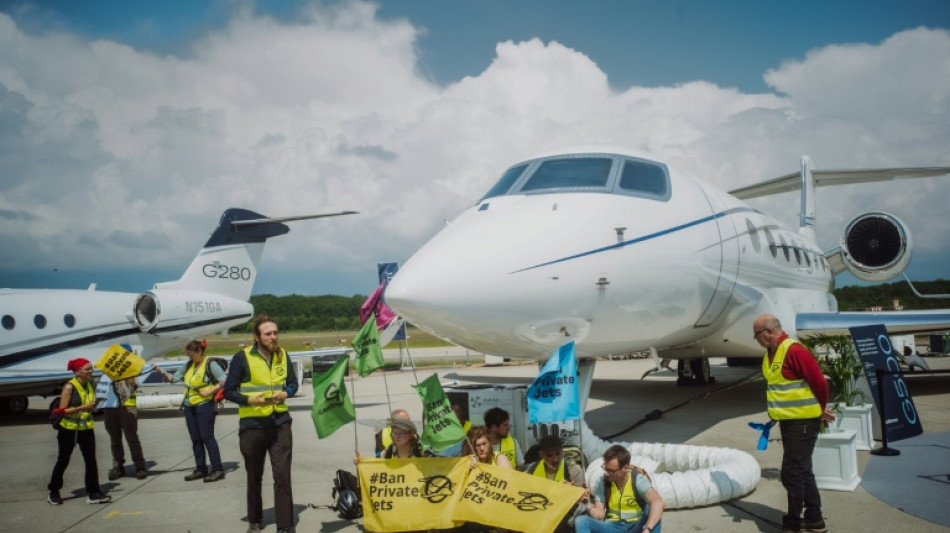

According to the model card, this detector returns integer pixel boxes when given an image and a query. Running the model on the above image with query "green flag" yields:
[352,315,384,377]
[413,373,466,452]
[311,356,356,439]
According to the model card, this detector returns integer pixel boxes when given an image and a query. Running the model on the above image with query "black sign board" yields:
[849,324,923,443]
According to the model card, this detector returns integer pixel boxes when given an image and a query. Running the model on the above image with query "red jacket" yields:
[770,333,829,409]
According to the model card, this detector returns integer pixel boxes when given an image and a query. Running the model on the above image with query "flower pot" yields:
[830,402,874,451]
[813,428,860,491]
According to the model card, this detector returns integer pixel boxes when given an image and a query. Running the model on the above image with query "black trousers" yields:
[104,406,146,470]
[779,418,823,527]
[239,422,294,528]
[48,428,101,494]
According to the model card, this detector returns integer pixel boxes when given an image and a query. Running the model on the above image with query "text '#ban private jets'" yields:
[0,208,355,415]
[385,144,950,387]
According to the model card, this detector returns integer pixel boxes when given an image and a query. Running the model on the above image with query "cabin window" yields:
[520,157,613,192]
[480,163,529,200]
[779,235,791,262]
[764,228,777,258]
[1,315,13,330]
[619,160,667,196]
[64,314,76,328]
[745,219,761,253]
[34,314,47,329]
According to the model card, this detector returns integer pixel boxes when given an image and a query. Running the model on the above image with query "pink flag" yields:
[359,281,396,329]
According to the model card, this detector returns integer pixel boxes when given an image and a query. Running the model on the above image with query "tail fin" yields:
[153,208,290,301]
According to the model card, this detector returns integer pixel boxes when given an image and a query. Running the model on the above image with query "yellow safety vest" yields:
[763,338,822,420]
[123,389,137,407]
[238,346,289,418]
[531,459,566,482]
[606,476,644,523]
[497,435,517,465]
[184,359,215,406]
[60,378,94,431]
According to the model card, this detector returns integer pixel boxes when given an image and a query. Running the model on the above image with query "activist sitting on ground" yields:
[523,435,588,533]
[576,444,664,533]
[462,425,512,469]
[374,408,411,457]
[153,339,227,482]
[382,419,432,459]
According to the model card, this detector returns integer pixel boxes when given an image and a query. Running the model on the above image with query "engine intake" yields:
[134,290,254,335]
[838,212,912,282]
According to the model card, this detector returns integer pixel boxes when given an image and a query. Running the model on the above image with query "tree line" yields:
[236,279,949,332]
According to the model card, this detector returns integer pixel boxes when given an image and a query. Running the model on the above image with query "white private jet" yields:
[385,144,950,391]
[0,208,355,415]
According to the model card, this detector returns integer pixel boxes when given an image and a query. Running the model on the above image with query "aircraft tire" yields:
[1,396,29,416]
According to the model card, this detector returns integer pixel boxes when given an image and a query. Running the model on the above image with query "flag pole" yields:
[347,354,359,452]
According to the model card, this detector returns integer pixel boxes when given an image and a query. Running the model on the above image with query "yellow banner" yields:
[454,462,584,533]
[358,457,468,532]
[94,344,146,381]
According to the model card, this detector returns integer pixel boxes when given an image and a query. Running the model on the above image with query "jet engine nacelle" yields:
[838,212,913,282]
[134,289,254,334]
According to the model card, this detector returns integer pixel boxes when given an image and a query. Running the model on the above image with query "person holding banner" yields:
[462,425,512,469]
[575,445,663,533]
[97,373,148,480]
[224,315,298,533]
[484,407,524,469]
[47,358,112,506]
[375,408,412,457]
[753,314,835,533]
[153,339,227,483]
[523,435,588,533]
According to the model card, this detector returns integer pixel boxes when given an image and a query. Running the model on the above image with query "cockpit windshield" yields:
[479,153,670,202]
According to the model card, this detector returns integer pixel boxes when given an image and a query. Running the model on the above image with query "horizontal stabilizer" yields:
[796,310,950,337]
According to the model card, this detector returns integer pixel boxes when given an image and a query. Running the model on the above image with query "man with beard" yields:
[224,315,298,533]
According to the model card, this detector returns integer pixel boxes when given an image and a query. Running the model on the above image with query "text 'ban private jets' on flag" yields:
[414,373,466,452]
[527,341,580,424]
[311,356,356,439]
[352,315,384,377]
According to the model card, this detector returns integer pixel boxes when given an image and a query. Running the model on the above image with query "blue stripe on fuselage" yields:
[511,206,754,273]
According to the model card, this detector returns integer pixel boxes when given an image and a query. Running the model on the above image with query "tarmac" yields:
[1,348,948,532]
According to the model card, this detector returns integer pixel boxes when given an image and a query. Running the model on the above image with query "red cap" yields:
[67,358,91,372]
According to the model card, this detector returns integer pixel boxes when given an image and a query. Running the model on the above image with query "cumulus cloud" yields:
[0,3,947,294]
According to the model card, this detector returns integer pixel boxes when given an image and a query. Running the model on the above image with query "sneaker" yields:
[135,470,147,480]
[108,466,124,480]
[246,523,262,533]
[802,519,827,532]
[204,470,225,483]
[184,469,206,481]
[87,492,111,504]
[48,491,63,505]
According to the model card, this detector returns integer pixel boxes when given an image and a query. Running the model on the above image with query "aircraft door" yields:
[694,189,740,327]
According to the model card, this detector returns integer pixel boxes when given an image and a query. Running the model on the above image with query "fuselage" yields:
[0,288,251,391]
[386,145,836,360]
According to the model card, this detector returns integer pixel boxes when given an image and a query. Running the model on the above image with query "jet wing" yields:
[730,166,950,200]
[796,311,950,337]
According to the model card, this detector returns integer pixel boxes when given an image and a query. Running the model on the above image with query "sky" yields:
[1,0,948,297]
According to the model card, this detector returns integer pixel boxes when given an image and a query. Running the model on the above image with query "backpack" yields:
[331,469,362,519]
[205,357,228,404]
[48,388,81,430]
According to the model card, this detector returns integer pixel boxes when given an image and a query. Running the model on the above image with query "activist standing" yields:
[47,358,112,505]
[753,313,835,533]
[462,425,512,469]
[575,444,663,533]
[97,373,148,480]
[153,339,227,482]
[224,315,298,533]
[484,407,524,468]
